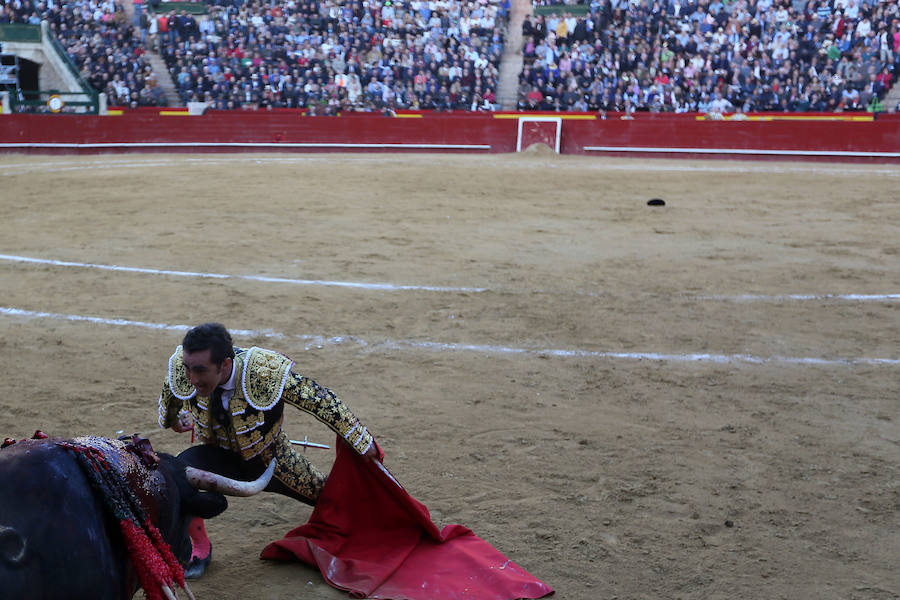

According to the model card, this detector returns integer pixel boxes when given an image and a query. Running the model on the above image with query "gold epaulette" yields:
[168,346,197,401]
[239,347,295,411]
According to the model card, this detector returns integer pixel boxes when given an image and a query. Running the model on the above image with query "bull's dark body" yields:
[0,437,225,599]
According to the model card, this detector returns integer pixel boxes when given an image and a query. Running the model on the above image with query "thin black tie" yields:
[209,387,229,426]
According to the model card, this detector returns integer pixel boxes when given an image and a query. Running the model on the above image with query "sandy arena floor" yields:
[0,153,898,600]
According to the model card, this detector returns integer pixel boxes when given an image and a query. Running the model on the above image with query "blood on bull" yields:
[0,432,274,600]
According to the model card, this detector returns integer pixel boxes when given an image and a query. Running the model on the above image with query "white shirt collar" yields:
[221,358,237,392]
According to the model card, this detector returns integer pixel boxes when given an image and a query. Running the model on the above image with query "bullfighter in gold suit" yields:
[157,322,378,577]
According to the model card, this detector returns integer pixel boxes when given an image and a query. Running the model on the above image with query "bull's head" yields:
[1,434,276,600]
[149,449,276,567]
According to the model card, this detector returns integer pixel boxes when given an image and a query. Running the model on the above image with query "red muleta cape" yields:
[261,436,554,600]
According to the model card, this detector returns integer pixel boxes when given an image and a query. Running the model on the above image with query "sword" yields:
[289,436,330,449]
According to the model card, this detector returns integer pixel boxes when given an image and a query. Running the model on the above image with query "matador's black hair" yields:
[182,322,235,366]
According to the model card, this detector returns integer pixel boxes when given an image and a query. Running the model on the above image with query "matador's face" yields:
[182,349,232,397]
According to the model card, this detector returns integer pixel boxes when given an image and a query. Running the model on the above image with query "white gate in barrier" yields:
[516,116,562,153]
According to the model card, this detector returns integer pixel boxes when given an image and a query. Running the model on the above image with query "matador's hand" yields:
[364,441,381,461]
[171,410,194,433]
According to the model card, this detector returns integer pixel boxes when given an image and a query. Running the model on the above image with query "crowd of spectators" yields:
[2,0,167,107]
[2,0,898,113]
[518,0,900,113]
[2,0,508,112]
[150,0,508,112]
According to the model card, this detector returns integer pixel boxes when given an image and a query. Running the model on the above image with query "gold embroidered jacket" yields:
[157,346,373,460]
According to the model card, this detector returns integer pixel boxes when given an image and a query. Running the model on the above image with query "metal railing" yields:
[42,24,99,112]
[7,88,98,113]
[0,23,42,43]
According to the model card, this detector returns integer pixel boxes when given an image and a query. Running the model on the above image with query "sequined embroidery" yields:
[258,434,328,502]
[158,344,372,464]
[167,346,196,401]
[241,347,294,410]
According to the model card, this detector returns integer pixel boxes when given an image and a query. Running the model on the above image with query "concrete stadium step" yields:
[127,0,180,107]
[883,81,900,113]
[143,50,180,107]
[496,0,531,110]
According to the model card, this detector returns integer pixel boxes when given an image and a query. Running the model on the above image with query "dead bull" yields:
[0,433,274,600]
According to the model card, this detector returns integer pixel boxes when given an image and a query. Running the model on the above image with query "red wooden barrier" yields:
[1,110,898,162]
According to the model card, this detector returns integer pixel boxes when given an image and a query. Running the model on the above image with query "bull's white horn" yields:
[184,459,276,497]
[182,581,197,600]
